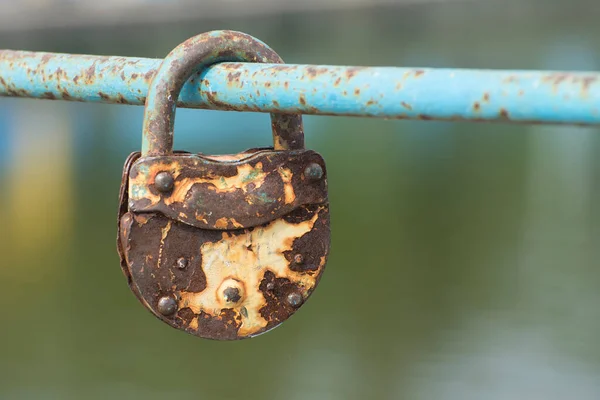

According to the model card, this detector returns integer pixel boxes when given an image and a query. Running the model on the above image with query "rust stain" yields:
[179,210,321,337]
[278,167,295,204]
[401,102,412,111]
[226,71,242,85]
[345,67,363,80]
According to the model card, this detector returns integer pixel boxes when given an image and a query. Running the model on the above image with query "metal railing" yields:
[0,49,598,126]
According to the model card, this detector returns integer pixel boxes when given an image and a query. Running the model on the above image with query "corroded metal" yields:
[118,152,330,340]
[128,150,327,230]
[141,30,304,155]
[117,31,330,340]
[1,48,599,125]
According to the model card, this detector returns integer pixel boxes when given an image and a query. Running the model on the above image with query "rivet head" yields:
[154,171,174,193]
[304,163,323,181]
[286,292,304,308]
[157,296,177,316]
[217,278,245,305]
[293,254,304,264]
[176,258,188,269]
[223,287,242,304]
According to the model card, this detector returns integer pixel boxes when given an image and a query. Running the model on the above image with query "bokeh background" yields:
[1,0,600,399]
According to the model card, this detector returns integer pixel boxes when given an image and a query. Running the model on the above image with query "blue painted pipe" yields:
[0,49,598,125]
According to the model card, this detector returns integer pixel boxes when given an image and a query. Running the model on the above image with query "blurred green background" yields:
[1,0,600,399]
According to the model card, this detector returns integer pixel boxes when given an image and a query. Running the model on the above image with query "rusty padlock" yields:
[116,31,330,340]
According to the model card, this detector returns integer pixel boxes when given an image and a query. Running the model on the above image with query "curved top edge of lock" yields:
[141,30,305,157]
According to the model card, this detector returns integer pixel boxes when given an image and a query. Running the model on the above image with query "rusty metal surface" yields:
[118,153,330,340]
[128,149,327,230]
[116,31,330,340]
[1,48,599,126]
[141,30,304,156]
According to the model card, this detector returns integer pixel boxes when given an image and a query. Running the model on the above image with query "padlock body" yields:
[117,149,330,340]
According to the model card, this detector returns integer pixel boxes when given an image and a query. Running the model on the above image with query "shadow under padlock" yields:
[116,30,331,340]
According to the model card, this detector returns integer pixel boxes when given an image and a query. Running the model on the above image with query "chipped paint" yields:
[179,210,321,337]
[278,167,295,205]
[2,38,599,126]
[128,150,327,230]
[116,31,330,340]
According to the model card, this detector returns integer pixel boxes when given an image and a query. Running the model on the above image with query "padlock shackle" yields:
[141,30,305,157]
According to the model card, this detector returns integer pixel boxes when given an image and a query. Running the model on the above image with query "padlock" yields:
[116,31,330,340]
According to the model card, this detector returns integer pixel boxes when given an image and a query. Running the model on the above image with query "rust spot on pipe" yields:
[98,91,110,101]
[354,88,360,96]
[334,77,341,86]
[401,102,412,111]
[582,76,596,97]
[306,67,318,78]
[84,64,96,84]
[345,67,363,80]
[284,81,289,89]
[299,94,306,106]
[144,70,154,83]
[499,108,510,119]
[483,93,490,103]
[414,70,425,78]
[473,102,481,112]
[227,71,241,85]
[61,89,73,100]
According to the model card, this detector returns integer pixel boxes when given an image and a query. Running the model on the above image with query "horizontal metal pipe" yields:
[1,49,599,125]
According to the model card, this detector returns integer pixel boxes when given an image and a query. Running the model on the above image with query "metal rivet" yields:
[176,257,188,269]
[286,292,303,308]
[157,296,177,316]
[304,163,323,181]
[155,171,174,193]
[223,287,242,303]
[294,254,304,264]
